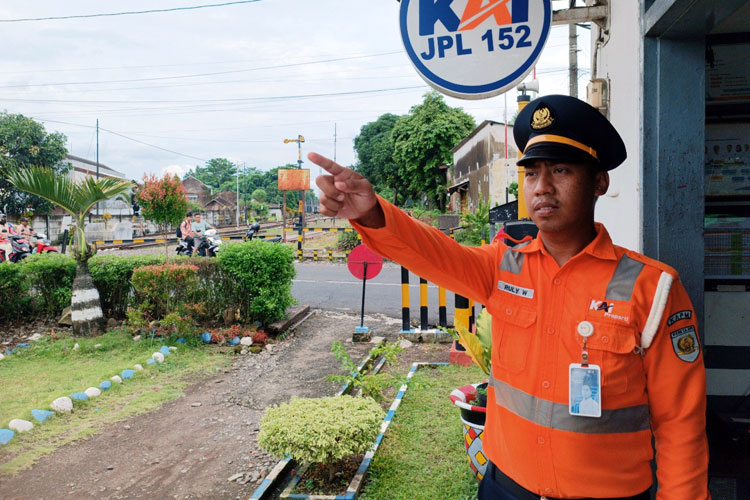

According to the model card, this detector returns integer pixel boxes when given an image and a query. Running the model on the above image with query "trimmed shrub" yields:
[0,262,33,321]
[21,253,76,317]
[131,263,200,319]
[336,231,360,252]
[89,254,163,318]
[218,241,295,324]
[258,396,384,481]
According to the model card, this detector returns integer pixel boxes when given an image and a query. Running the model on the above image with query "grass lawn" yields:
[359,364,484,500]
[0,330,229,474]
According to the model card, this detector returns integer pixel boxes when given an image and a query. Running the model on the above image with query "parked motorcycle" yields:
[31,233,59,254]
[245,222,282,243]
[0,235,32,263]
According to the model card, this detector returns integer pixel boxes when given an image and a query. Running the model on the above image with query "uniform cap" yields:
[514,94,626,171]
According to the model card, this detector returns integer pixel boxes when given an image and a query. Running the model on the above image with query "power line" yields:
[0,51,404,89]
[0,1,263,23]
[99,127,209,162]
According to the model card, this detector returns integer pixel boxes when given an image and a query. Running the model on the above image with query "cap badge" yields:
[531,107,554,130]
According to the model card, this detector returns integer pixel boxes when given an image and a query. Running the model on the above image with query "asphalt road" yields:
[292,261,478,327]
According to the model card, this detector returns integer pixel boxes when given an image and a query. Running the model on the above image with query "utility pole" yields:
[96,118,100,215]
[235,163,240,228]
[568,0,578,97]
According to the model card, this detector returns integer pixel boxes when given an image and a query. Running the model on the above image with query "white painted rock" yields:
[134,364,144,372]
[399,339,413,349]
[133,335,142,342]
[0,353,4,361]
[9,419,34,433]
[73,343,80,351]
[94,344,102,349]
[152,352,165,363]
[85,387,102,398]
[28,333,43,342]
[51,397,73,413]
[110,375,123,384]
[240,337,253,346]
[169,346,177,352]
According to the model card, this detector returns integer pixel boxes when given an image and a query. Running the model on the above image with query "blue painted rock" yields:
[99,380,112,391]
[146,358,156,365]
[201,332,212,343]
[0,429,14,445]
[121,369,135,380]
[229,337,240,346]
[5,349,13,355]
[177,337,187,343]
[70,392,89,401]
[159,345,171,356]
[16,343,29,349]
[31,409,54,423]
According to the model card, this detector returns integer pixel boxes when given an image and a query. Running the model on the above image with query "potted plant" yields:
[447,309,491,481]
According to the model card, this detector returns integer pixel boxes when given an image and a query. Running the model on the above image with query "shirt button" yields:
[546,326,555,335]
[537,436,545,444]
[601,336,609,343]
[542,380,550,389]
[545,488,553,494]
[553,278,561,285]
[505,308,513,315]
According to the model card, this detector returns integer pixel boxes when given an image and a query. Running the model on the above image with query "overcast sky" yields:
[0,0,590,185]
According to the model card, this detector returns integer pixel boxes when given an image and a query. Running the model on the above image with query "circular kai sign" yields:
[400,0,551,99]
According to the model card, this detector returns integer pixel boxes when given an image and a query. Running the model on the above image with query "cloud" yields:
[161,164,188,177]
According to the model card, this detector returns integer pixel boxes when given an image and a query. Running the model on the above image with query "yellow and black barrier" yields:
[401,266,451,333]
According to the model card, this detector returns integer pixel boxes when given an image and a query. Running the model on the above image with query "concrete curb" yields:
[266,305,311,335]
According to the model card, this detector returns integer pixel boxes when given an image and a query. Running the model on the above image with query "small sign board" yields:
[400,0,552,99]
[278,169,310,191]
[347,244,383,280]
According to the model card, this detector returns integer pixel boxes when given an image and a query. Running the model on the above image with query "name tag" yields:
[497,280,534,299]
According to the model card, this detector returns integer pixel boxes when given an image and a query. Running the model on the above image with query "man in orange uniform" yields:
[309,94,710,500]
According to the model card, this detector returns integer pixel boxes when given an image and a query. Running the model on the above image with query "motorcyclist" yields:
[16,217,36,246]
[191,213,215,256]
[0,213,15,259]
[179,212,195,256]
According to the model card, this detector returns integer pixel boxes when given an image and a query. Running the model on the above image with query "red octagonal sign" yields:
[347,244,383,280]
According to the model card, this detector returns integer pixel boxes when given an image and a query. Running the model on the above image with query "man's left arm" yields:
[643,279,710,499]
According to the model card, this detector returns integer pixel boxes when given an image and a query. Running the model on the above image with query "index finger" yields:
[308,152,346,175]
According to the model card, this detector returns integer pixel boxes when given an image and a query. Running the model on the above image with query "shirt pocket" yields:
[577,321,638,396]
[496,302,538,373]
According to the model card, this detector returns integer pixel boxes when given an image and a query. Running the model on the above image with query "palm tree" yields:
[4,166,134,336]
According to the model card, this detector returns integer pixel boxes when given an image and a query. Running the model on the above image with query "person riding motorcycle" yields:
[16,217,36,246]
[0,213,15,260]
[190,213,215,256]
[179,212,196,256]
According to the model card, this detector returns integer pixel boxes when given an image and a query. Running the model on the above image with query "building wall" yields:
[182,177,212,206]
[589,1,642,251]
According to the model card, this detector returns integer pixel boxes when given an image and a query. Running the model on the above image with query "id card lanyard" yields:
[569,321,602,418]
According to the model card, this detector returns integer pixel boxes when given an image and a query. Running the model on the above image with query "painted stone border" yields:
[0,342,180,447]
[258,362,450,500]
[248,343,385,500]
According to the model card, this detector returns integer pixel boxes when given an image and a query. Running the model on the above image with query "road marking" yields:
[292,279,440,288]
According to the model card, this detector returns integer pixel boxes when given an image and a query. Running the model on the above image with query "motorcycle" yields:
[31,233,59,254]
[245,222,282,243]
[175,238,192,256]
[195,229,222,257]
[0,235,32,263]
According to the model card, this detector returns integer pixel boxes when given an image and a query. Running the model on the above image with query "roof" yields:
[450,120,512,154]
[182,176,211,189]
[65,154,127,179]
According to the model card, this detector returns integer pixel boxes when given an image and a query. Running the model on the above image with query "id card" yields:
[569,363,601,418]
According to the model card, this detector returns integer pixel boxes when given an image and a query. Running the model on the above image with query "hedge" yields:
[1,241,296,326]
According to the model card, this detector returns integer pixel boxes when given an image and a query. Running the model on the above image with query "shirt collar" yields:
[513,222,618,261]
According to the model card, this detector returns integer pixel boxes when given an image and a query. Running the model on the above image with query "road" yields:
[292,261,479,328]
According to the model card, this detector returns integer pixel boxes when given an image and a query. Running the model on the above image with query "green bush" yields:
[21,253,76,317]
[218,241,295,324]
[89,254,163,318]
[258,396,384,481]
[131,263,200,319]
[0,262,33,321]
[336,230,360,252]
[455,200,490,246]
[174,257,225,322]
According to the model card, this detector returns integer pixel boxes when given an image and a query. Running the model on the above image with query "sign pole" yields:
[360,262,368,328]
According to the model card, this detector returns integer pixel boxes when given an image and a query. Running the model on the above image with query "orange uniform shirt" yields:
[352,197,709,500]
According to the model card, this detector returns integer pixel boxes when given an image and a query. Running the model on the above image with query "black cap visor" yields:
[517,143,599,169]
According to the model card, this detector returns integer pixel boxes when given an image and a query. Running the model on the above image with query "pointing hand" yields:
[308,152,384,228]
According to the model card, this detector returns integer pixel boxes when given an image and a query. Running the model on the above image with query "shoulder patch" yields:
[666,310,692,326]
[670,326,700,363]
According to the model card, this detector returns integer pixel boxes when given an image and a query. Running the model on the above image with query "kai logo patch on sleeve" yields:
[670,326,700,363]
[666,310,692,326]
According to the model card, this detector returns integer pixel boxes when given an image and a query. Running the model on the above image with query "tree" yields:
[353,113,405,204]
[251,188,267,203]
[392,92,475,210]
[508,181,519,198]
[0,113,70,215]
[3,166,133,336]
[184,158,237,191]
[135,174,188,260]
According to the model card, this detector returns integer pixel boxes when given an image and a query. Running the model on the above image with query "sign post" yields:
[399,0,552,99]
[347,244,384,340]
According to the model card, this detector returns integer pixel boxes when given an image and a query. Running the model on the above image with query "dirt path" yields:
[0,310,448,500]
